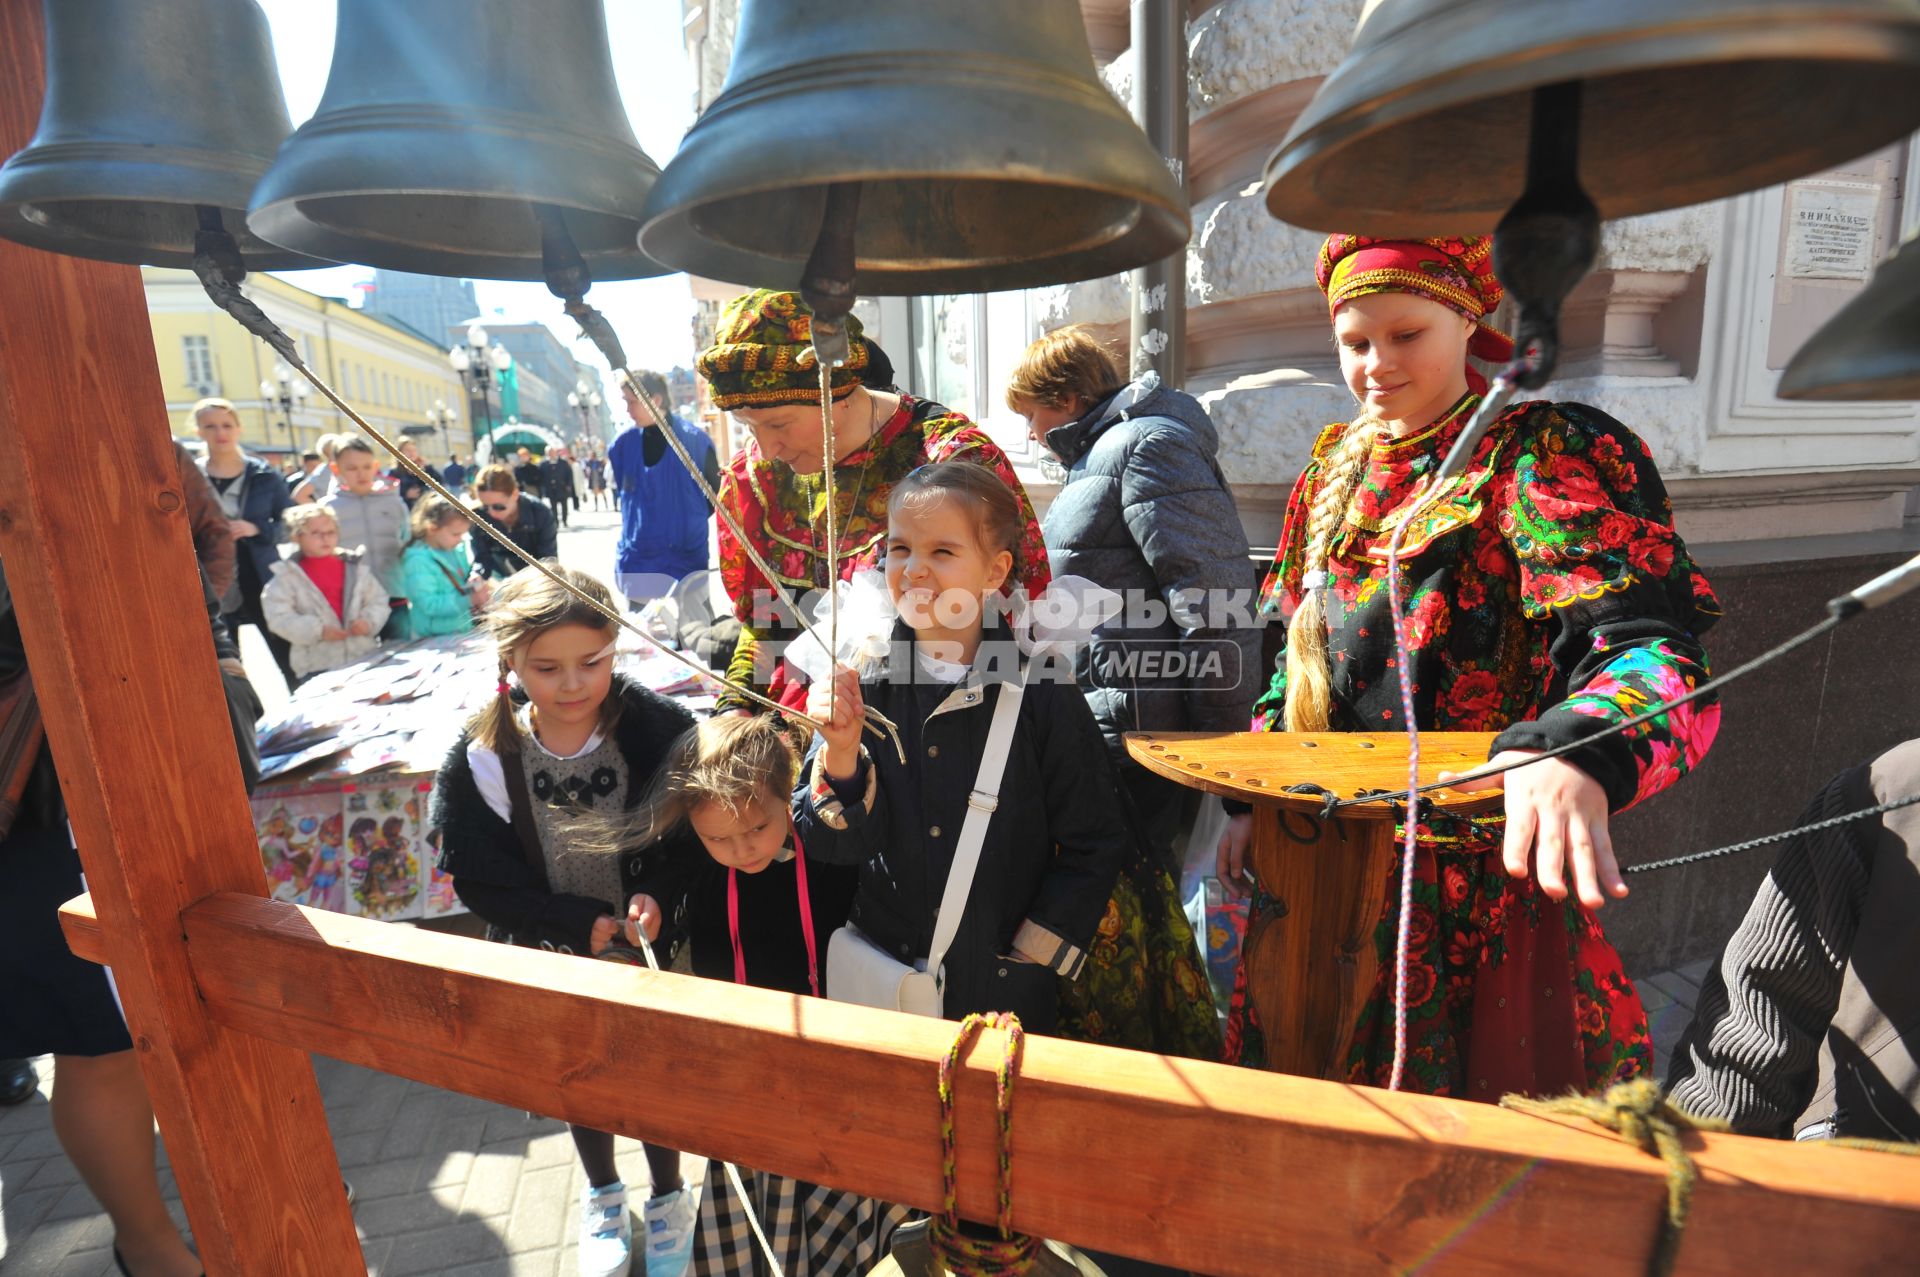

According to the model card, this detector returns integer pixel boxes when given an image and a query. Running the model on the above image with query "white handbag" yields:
[825,668,1028,1018]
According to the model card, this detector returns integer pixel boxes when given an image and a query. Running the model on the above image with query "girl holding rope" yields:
[428,564,703,1277]
[1216,235,1723,1098]
[696,291,1050,716]
[615,714,899,1275]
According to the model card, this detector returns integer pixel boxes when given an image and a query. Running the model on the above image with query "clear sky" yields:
[255,1,700,397]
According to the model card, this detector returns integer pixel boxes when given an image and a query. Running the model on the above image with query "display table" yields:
[251,632,716,922]
[1125,730,1501,1079]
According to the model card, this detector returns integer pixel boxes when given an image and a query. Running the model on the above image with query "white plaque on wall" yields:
[1783,181,1881,282]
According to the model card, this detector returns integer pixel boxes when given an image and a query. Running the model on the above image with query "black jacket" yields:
[428,675,701,952]
[540,456,577,502]
[207,454,295,594]
[632,850,859,996]
[793,623,1127,1030]
[472,494,559,579]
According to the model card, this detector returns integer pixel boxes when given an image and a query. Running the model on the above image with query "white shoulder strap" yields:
[925,666,1028,980]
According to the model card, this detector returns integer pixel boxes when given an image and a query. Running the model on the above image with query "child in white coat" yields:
[262,504,391,682]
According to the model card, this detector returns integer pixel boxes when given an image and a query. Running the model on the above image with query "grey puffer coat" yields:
[1040,373,1262,760]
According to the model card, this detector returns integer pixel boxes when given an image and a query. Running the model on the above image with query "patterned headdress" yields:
[1316,235,1515,364]
[696,289,878,411]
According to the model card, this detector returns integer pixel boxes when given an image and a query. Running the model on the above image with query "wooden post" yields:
[0,2,362,1269]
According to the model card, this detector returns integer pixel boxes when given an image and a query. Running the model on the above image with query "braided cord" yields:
[1624,792,1920,875]
[930,1012,1038,1277]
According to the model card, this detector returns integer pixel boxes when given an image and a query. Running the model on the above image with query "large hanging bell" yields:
[1778,236,1920,400]
[248,0,662,281]
[0,0,327,269]
[1266,0,1920,236]
[638,0,1191,295]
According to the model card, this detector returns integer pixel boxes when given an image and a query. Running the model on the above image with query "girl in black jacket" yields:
[427,564,700,1277]
[795,462,1127,1034]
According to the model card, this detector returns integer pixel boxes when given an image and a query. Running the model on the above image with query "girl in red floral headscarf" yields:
[1216,235,1722,1098]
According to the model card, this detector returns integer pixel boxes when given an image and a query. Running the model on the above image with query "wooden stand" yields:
[1126,730,1501,1079]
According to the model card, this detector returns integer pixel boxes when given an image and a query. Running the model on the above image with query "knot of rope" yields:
[928,1012,1038,1277]
[1501,1079,1726,1277]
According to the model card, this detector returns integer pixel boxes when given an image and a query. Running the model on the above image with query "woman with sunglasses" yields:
[470,462,560,579]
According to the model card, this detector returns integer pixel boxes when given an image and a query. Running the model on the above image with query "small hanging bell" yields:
[638,0,1190,295]
[1779,235,1920,400]
[1266,0,1920,236]
[0,0,330,269]
[247,0,663,281]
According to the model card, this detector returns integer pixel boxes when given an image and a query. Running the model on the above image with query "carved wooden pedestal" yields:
[1126,731,1501,1079]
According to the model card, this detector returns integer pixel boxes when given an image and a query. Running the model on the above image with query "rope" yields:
[928,1013,1038,1277]
[1328,609,1843,812]
[1501,1079,1726,1277]
[608,930,788,1277]
[1623,792,1920,875]
[816,359,840,722]
[604,368,903,761]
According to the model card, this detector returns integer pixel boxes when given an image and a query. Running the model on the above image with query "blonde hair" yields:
[316,433,344,460]
[409,492,470,542]
[1005,325,1123,413]
[469,565,620,756]
[566,714,800,857]
[190,396,238,425]
[1282,416,1390,732]
[282,503,339,539]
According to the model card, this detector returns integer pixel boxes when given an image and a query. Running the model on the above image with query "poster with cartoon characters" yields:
[342,779,427,921]
[253,785,348,913]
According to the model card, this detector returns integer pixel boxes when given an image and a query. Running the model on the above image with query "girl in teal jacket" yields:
[400,495,491,639]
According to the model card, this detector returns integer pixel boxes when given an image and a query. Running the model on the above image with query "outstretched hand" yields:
[1439,749,1625,909]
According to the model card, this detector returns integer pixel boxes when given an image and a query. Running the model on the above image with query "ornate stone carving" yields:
[1189,0,1364,115]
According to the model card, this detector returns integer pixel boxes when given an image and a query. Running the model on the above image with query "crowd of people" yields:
[2,234,1912,1277]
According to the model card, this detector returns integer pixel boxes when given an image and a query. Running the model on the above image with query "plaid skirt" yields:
[692,1158,917,1276]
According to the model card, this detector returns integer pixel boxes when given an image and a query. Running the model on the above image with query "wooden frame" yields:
[3,2,1918,1271]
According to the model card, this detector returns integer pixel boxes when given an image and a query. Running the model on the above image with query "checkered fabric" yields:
[692,1158,917,1276]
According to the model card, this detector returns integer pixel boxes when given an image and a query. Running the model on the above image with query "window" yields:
[182,335,215,389]
[300,334,317,366]
[356,365,367,402]
[381,371,391,406]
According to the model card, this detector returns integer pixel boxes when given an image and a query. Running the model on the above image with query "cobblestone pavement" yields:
[0,961,1712,1273]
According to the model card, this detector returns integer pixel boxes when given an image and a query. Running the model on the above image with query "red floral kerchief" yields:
[1317,235,1516,364]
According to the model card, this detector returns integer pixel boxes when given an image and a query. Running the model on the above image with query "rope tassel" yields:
[930,1013,1039,1277]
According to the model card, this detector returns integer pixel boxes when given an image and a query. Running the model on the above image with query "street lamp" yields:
[426,398,459,459]
[565,377,602,443]
[259,361,309,447]
[448,324,512,452]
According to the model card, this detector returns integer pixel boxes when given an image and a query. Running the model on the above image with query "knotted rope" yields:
[929,1012,1038,1277]
[1501,1079,1726,1277]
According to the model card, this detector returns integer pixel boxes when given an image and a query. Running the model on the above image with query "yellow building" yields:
[144,268,472,465]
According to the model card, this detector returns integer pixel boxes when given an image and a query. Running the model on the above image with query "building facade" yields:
[679,0,1920,971]
[462,321,582,436]
[146,268,471,464]
[366,269,479,351]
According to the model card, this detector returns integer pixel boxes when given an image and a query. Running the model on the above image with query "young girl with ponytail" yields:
[1217,235,1723,1098]
[428,564,701,1277]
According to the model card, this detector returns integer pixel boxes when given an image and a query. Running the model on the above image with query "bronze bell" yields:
[1266,0,1920,236]
[248,0,663,281]
[638,0,1191,295]
[0,0,329,270]
[1779,236,1920,400]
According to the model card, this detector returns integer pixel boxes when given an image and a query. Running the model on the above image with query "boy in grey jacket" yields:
[322,436,410,639]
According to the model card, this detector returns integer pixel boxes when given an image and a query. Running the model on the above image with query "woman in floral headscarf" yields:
[697,289,1049,712]
[1216,235,1722,1098]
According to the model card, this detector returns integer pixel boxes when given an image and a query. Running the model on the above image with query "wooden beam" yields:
[64,891,1920,1276]
[0,2,361,1269]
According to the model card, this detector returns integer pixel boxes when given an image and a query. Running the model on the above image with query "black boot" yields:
[0,1058,38,1106]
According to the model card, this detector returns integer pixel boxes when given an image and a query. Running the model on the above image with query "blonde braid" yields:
[1283,416,1390,732]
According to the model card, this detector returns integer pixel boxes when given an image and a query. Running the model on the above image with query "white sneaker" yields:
[641,1185,695,1277]
[578,1181,633,1277]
